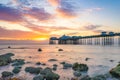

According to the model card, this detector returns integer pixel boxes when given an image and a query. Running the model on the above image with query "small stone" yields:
[53,64,58,67]
[38,48,42,52]
[53,66,57,71]
[85,58,91,61]
[58,49,63,51]
[110,60,114,62]
[29,56,32,58]
[36,62,41,65]
[48,59,58,62]
[8,46,11,48]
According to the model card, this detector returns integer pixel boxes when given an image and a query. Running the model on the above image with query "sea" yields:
[0,44,120,80]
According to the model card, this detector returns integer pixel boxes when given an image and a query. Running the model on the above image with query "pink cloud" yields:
[48,0,60,6]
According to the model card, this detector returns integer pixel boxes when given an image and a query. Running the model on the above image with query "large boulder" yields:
[12,67,21,74]
[25,67,42,74]
[40,67,60,80]
[110,64,120,77]
[45,72,60,80]
[0,53,14,66]
[12,59,25,66]
[33,74,44,80]
[58,49,63,51]
[2,71,13,78]
[72,63,88,72]
[40,67,52,75]
[63,63,72,69]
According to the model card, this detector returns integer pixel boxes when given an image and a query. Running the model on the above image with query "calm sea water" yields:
[0,44,120,80]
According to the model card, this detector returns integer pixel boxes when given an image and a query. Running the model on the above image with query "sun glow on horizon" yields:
[34,37,48,41]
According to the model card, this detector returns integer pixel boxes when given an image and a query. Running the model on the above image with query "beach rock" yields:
[48,59,58,62]
[2,71,13,78]
[72,63,88,72]
[0,53,14,66]
[53,64,58,67]
[25,67,42,74]
[33,74,44,80]
[45,72,60,80]
[60,61,66,64]
[52,64,58,71]
[110,64,120,77]
[73,71,81,77]
[12,59,25,66]
[4,53,14,57]
[36,62,41,65]
[110,60,114,62]
[29,56,32,58]
[12,67,21,74]
[91,75,106,80]
[63,63,72,69]
[40,67,52,75]
[38,48,42,52]
[80,75,91,80]
[58,49,63,51]
[8,46,11,48]
[85,58,91,61]
[41,63,46,66]
[53,66,57,71]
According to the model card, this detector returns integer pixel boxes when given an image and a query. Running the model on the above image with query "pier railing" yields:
[49,32,120,45]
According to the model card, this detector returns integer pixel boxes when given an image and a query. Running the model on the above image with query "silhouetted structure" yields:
[49,32,120,46]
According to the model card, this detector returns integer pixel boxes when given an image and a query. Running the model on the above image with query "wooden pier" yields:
[49,32,120,46]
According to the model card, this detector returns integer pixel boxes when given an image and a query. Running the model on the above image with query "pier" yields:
[49,32,120,46]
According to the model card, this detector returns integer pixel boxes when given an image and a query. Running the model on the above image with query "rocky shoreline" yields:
[0,53,120,80]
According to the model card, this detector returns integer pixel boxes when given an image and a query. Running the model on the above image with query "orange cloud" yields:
[0,27,49,40]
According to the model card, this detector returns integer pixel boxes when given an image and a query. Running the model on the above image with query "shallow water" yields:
[0,44,120,80]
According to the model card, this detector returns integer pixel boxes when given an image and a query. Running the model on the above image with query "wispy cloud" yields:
[84,24,102,30]
[56,0,78,18]
[24,7,52,21]
[0,4,23,22]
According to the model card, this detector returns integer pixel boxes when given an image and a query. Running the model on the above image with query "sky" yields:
[0,0,120,41]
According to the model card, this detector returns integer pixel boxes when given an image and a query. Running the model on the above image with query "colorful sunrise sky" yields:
[0,0,120,40]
